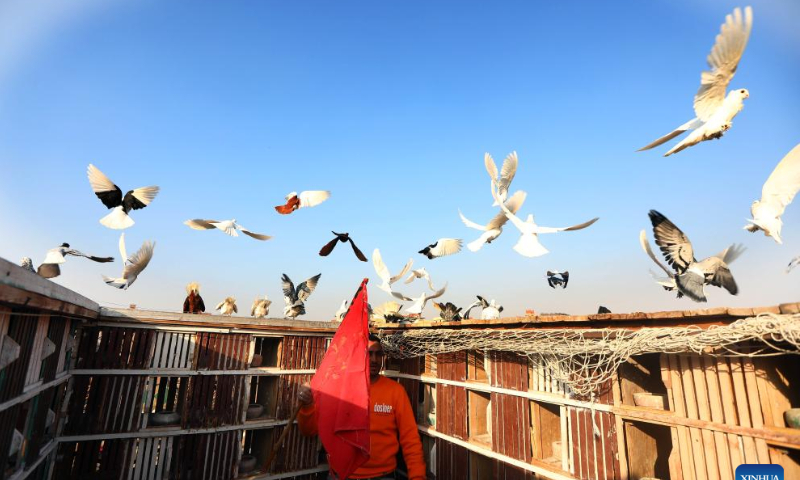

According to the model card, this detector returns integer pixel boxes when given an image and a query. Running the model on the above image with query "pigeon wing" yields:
[497,151,518,192]
[391,291,414,302]
[347,238,368,262]
[649,210,695,272]
[296,274,321,302]
[372,249,392,284]
[486,190,527,230]
[428,283,447,301]
[299,191,331,208]
[639,230,677,275]
[484,153,498,181]
[87,164,123,208]
[319,236,339,256]
[123,241,155,279]
[122,187,159,212]
[694,7,753,121]
[429,239,462,258]
[118,233,128,263]
[281,274,297,304]
[238,224,272,241]
[184,219,218,230]
[391,258,414,284]
[535,217,599,234]
[458,210,486,231]
[708,263,739,296]
[65,249,114,263]
[759,143,800,217]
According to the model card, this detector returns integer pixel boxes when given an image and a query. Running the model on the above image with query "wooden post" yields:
[264,403,303,472]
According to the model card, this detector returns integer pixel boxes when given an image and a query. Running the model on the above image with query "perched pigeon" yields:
[391,283,447,315]
[485,152,518,206]
[251,296,272,318]
[184,219,272,240]
[20,257,35,273]
[547,271,569,289]
[597,306,612,314]
[494,184,598,258]
[639,230,683,298]
[419,239,462,259]
[787,256,800,274]
[319,232,367,261]
[403,268,436,291]
[274,191,330,215]
[638,7,753,156]
[372,249,413,294]
[433,302,462,322]
[281,273,321,319]
[459,190,527,252]
[464,296,504,320]
[649,210,745,302]
[103,233,154,290]
[216,297,238,316]
[372,301,405,323]
[183,282,206,314]
[744,143,800,244]
[37,243,114,279]
[87,164,160,229]
[334,300,349,321]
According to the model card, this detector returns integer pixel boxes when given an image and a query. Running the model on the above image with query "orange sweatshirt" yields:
[298,376,426,480]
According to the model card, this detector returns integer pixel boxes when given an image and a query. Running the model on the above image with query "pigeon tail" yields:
[103,275,128,290]
[100,206,135,230]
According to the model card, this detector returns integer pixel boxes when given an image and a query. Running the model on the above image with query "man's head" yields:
[368,333,384,380]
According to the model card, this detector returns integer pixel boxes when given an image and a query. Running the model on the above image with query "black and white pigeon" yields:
[433,302,462,322]
[20,257,35,273]
[546,271,569,289]
[87,164,160,230]
[103,233,154,289]
[37,243,114,279]
[281,273,321,319]
[463,295,503,320]
[184,219,272,240]
[319,232,367,261]
[418,239,462,259]
[649,210,745,302]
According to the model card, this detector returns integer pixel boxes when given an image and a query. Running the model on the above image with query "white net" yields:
[378,312,800,396]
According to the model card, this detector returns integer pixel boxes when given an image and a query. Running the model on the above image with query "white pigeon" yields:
[372,301,404,322]
[459,190,527,252]
[787,256,800,274]
[418,239,462,259]
[392,283,447,315]
[334,300,349,321]
[744,143,800,244]
[87,164,160,229]
[639,230,682,297]
[649,210,745,302]
[463,295,504,320]
[37,243,115,278]
[638,7,753,156]
[216,297,238,316]
[103,233,155,290]
[403,268,436,291]
[184,219,272,241]
[493,184,598,258]
[372,249,414,294]
[251,296,272,318]
[485,152,518,206]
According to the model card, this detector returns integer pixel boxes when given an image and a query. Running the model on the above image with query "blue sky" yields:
[1,0,798,319]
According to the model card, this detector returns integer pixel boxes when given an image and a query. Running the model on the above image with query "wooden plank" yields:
[715,357,743,471]
[702,356,734,479]
[741,357,771,463]
[610,372,629,480]
[661,354,684,480]
[689,355,720,480]
[678,355,708,480]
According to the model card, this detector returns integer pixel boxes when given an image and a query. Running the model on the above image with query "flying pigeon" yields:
[744,143,800,244]
[184,219,272,240]
[20,257,35,273]
[419,239,462,259]
[638,7,753,156]
[334,300,349,321]
[319,232,367,261]
[372,301,405,323]
[493,183,598,258]
[547,271,569,289]
[251,296,272,318]
[464,296,503,320]
[787,256,800,274]
[37,243,114,279]
[433,302,462,322]
[281,273,321,319]
[391,283,447,315]
[485,152,518,206]
[103,233,154,290]
[459,190,527,252]
[216,297,238,316]
[183,282,206,314]
[372,249,413,294]
[403,268,436,291]
[649,210,745,302]
[274,191,331,215]
[87,164,160,229]
[640,230,683,297]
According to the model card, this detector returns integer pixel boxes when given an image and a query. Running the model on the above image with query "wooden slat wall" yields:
[436,352,468,441]
[168,431,239,480]
[0,309,39,403]
[55,439,132,480]
[0,404,22,480]
[567,407,619,480]
[75,326,155,370]
[24,315,50,387]
[185,375,244,429]
[489,352,532,463]
[436,437,469,480]
[24,386,58,464]
[41,316,67,382]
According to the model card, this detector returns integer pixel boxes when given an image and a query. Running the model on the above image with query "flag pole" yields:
[264,402,303,472]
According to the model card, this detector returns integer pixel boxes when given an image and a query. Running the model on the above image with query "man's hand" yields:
[298,382,313,406]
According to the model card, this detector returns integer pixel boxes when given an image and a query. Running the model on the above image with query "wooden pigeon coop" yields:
[1,256,800,480]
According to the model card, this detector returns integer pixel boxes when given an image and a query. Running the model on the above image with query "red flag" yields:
[311,278,371,479]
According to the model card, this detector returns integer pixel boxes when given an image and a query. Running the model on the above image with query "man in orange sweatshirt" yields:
[298,334,426,480]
